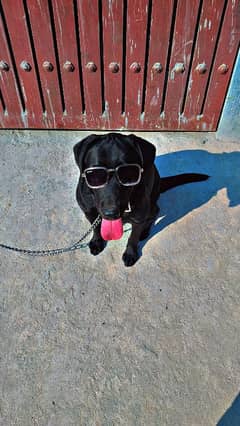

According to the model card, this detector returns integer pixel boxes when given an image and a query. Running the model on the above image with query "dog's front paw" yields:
[89,238,105,256]
[122,247,139,267]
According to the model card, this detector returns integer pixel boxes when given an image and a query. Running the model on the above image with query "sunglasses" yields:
[82,164,144,189]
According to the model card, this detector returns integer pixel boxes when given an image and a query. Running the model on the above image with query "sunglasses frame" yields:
[82,164,144,189]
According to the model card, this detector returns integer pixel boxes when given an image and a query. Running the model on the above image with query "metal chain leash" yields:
[0,215,102,257]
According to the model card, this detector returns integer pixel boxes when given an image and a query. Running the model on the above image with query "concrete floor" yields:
[0,130,239,426]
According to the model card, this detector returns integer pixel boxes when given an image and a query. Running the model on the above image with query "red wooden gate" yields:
[0,0,239,131]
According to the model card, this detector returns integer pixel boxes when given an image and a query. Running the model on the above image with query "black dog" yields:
[74,133,208,266]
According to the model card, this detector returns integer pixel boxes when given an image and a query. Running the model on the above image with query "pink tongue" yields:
[100,218,123,241]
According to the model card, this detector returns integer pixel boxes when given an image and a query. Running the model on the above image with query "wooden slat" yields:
[102,0,124,128]
[0,13,23,128]
[51,0,83,121]
[2,0,44,128]
[124,0,149,128]
[77,0,102,119]
[163,0,201,128]
[144,0,174,120]
[182,0,225,128]
[202,0,240,130]
[26,0,63,127]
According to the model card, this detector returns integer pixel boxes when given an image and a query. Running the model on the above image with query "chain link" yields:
[0,215,101,257]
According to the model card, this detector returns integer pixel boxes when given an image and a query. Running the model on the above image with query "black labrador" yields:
[74,133,208,266]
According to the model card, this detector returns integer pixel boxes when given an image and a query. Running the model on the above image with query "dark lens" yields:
[85,168,107,187]
[117,165,140,185]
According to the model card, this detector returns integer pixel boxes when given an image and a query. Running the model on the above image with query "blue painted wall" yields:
[217,49,240,142]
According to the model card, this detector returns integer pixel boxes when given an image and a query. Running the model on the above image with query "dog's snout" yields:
[102,208,120,220]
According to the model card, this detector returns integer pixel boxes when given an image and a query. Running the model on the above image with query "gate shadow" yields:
[217,392,240,425]
[139,149,240,255]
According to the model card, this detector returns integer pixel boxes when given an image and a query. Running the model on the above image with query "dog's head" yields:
[73,133,156,219]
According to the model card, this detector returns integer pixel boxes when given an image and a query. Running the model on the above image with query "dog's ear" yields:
[73,134,99,171]
[128,134,156,169]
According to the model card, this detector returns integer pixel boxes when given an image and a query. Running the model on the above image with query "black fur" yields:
[74,133,208,266]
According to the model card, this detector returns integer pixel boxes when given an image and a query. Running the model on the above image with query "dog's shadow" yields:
[139,149,240,256]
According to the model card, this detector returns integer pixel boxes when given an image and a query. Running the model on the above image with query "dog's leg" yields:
[122,223,146,267]
[139,222,154,241]
[85,210,105,256]
[140,204,160,241]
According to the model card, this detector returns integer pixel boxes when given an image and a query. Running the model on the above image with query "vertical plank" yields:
[182,0,225,127]
[163,0,201,128]
[51,0,83,121]
[0,13,23,128]
[26,0,63,127]
[202,0,240,130]
[102,0,124,128]
[144,0,174,121]
[2,0,44,128]
[124,0,148,128]
[77,0,102,120]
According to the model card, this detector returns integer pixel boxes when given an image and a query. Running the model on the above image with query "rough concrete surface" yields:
[0,130,239,426]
